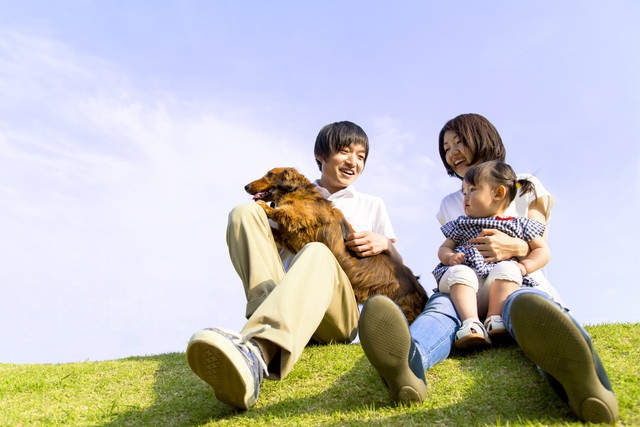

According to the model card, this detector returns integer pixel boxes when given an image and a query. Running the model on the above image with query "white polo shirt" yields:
[316,181,397,240]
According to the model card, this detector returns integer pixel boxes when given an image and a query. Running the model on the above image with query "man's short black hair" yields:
[314,121,369,171]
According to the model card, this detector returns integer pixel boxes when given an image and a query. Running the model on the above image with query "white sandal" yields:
[484,315,509,341]
[455,318,491,349]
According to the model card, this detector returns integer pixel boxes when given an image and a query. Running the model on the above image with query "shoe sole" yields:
[455,333,491,350]
[359,296,427,404]
[186,330,256,410]
[510,294,618,423]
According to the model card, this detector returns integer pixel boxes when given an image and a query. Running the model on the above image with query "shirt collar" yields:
[313,179,357,200]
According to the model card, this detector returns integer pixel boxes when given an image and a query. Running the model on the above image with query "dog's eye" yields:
[266,172,273,178]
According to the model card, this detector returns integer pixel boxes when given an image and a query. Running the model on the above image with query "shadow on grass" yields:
[253,344,577,426]
[99,342,582,426]
[97,352,239,427]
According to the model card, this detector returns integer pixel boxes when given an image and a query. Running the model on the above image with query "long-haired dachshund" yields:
[245,167,428,323]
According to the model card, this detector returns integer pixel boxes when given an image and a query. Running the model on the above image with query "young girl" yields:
[432,161,550,349]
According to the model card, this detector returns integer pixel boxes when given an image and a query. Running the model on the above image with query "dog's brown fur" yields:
[245,167,428,323]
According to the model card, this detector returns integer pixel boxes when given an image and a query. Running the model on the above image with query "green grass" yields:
[2,323,638,426]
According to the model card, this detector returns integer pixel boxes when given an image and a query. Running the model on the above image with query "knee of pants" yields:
[295,241,333,259]
[504,287,558,314]
[417,292,460,324]
[289,242,341,279]
[485,261,522,287]
[502,287,577,339]
[438,264,479,293]
[228,203,264,227]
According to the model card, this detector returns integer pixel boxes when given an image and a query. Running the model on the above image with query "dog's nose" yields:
[244,184,250,191]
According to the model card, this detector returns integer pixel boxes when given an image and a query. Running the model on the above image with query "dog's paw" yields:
[256,200,275,216]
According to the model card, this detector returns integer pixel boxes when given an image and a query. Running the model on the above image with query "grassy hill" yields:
[1,323,638,426]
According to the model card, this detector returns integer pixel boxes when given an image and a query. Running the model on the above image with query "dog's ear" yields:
[339,218,353,240]
[276,168,298,193]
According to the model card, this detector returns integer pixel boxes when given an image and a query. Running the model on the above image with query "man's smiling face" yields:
[317,143,366,194]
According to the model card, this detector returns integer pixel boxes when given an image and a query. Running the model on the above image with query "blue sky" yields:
[1,1,639,364]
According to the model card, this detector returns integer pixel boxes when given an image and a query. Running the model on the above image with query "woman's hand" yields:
[345,231,390,258]
[469,228,530,262]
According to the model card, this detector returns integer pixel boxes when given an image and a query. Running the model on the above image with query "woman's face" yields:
[442,130,473,178]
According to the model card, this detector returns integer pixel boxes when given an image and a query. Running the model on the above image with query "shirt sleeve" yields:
[440,218,461,241]
[437,191,464,225]
[372,197,397,240]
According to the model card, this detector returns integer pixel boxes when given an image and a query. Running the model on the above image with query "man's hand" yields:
[345,231,389,257]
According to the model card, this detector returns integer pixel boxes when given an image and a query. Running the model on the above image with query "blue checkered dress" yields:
[432,215,546,288]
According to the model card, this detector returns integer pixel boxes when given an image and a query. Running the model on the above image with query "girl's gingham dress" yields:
[432,215,546,289]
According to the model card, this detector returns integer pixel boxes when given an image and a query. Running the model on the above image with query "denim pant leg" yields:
[409,292,461,371]
[502,287,585,339]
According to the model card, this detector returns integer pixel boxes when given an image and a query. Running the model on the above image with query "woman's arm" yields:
[518,235,550,274]
[527,195,552,235]
[469,229,529,262]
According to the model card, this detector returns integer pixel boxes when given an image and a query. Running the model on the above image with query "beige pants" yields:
[227,203,359,380]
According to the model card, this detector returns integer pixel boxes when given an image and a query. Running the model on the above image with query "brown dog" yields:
[245,167,428,323]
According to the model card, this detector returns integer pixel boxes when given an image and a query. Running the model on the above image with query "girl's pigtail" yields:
[517,178,538,199]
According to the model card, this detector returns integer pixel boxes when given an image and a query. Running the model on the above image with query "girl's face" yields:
[442,131,473,178]
[317,143,366,194]
[462,180,503,218]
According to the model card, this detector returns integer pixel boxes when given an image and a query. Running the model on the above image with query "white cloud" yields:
[0,30,315,363]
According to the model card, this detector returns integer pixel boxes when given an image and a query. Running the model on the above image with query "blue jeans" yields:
[410,288,588,372]
[409,292,460,370]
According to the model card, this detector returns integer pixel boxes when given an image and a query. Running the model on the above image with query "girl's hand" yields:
[469,228,529,262]
[345,231,389,257]
[447,252,465,266]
